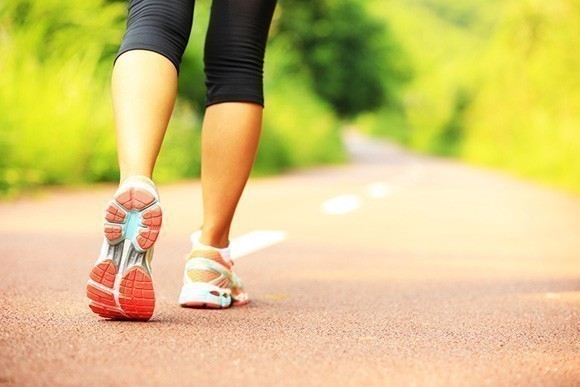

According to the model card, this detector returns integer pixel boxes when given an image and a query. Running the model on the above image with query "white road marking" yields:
[321,194,361,215]
[230,230,287,259]
[367,182,391,199]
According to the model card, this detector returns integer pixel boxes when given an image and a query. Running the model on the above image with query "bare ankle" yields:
[199,225,230,248]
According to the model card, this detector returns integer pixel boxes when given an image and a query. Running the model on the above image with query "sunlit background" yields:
[1,0,578,198]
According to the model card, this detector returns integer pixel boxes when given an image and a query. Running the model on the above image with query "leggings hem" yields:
[114,43,182,74]
[205,95,265,108]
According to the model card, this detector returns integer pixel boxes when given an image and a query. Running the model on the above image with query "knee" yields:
[115,0,194,74]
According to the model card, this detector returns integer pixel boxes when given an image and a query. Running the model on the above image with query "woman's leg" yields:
[113,51,178,182]
[200,102,263,247]
[112,0,194,183]
[87,0,195,321]
[199,0,278,248]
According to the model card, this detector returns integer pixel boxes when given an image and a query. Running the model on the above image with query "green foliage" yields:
[255,22,347,174]
[155,102,203,181]
[253,81,346,175]
[277,0,409,118]
[176,0,210,111]
[360,0,580,193]
[360,0,493,156]
[0,0,352,198]
[256,82,346,174]
[0,0,125,197]
[4,0,577,198]
[463,0,580,191]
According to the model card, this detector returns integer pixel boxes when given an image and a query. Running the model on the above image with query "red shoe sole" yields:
[87,261,155,321]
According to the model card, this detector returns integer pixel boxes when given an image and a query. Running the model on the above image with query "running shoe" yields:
[179,231,249,308]
[86,176,162,321]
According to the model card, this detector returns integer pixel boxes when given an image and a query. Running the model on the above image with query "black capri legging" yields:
[114,0,277,107]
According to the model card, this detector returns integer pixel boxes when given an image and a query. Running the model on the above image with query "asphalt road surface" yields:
[1,131,578,386]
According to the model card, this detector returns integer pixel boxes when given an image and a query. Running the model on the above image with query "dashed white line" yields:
[230,230,287,259]
[319,162,424,216]
[321,194,361,215]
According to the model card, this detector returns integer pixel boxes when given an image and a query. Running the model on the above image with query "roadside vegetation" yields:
[1,0,578,198]
[359,0,580,192]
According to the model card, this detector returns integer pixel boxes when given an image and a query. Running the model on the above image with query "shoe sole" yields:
[179,282,249,309]
[87,186,162,321]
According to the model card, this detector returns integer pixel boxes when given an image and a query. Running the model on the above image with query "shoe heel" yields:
[118,267,155,320]
[104,186,162,252]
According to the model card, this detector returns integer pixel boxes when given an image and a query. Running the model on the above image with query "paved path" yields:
[1,131,578,386]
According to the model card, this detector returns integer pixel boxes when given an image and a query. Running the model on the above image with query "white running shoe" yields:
[179,231,249,309]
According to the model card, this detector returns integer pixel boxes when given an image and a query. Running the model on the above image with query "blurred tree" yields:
[276,0,410,118]
[177,47,207,112]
